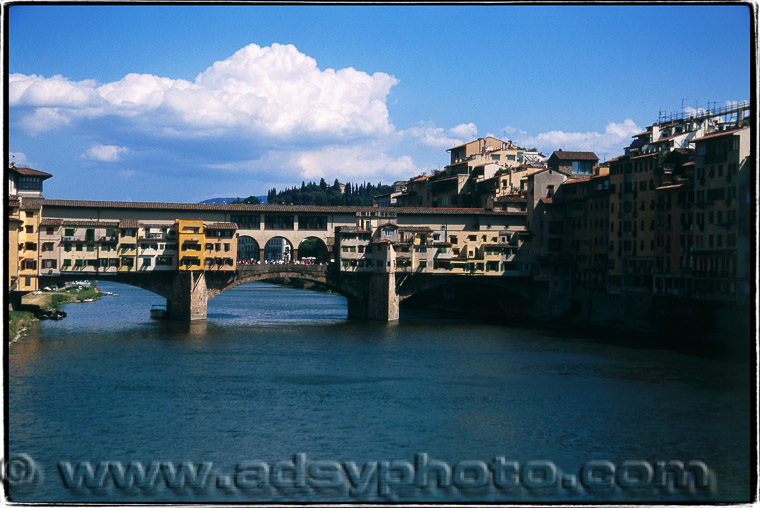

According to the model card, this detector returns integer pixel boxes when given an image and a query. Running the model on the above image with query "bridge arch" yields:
[263,236,293,262]
[206,268,364,303]
[397,275,532,302]
[237,235,260,263]
[38,273,176,300]
[296,236,329,263]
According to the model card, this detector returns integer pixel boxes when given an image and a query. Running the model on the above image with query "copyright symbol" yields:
[7,454,38,485]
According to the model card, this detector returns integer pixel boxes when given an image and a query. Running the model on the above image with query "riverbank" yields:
[9,311,35,343]
[8,285,103,342]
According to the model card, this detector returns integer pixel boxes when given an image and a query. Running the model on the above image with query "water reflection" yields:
[8,281,752,503]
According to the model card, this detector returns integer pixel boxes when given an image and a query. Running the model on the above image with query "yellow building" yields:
[177,219,205,270]
[8,196,23,290]
[17,199,42,291]
[117,219,139,272]
[203,223,238,271]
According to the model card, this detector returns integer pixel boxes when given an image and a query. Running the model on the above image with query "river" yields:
[8,281,753,502]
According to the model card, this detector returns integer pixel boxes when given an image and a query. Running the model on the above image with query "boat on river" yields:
[150,304,167,319]
[37,309,67,320]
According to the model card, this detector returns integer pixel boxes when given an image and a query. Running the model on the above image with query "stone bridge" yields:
[39,264,537,321]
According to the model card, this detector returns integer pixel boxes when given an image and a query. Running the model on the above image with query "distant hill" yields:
[199,196,267,204]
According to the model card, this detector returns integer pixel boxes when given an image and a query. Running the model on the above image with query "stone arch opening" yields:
[297,236,329,264]
[263,237,294,262]
[237,235,260,264]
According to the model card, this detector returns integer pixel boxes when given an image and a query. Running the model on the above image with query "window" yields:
[224,243,230,252]
[65,228,75,236]
[87,244,95,252]
[298,216,327,230]
[230,215,260,229]
[265,216,294,230]
[142,258,152,266]
[76,244,83,251]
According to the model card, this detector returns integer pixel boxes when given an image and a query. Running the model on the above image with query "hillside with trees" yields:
[235,178,392,206]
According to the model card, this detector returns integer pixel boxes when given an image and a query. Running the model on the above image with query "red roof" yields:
[691,126,749,143]
[9,165,53,179]
[633,131,650,137]
[539,197,553,204]
[631,152,657,160]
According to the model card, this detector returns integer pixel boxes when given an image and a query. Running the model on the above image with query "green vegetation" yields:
[39,285,102,310]
[11,285,103,341]
[298,237,329,262]
[9,311,35,341]
[236,178,393,206]
[234,195,262,204]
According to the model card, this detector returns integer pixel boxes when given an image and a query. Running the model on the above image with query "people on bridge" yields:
[237,258,328,266]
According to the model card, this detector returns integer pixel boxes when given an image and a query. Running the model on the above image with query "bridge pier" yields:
[167,271,208,320]
[346,272,399,321]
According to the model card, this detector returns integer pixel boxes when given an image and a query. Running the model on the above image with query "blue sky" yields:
[8,4,752,202]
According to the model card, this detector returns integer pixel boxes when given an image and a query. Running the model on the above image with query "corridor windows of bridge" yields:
[230,215,260,229]
[298,216,327,230]
[237,236,260,262]
[265,215,294,230]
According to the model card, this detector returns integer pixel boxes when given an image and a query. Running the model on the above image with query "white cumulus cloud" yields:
[504,119,642,159]
[400,122,477,149]
[9,43,398,143]
[81,144,129,162]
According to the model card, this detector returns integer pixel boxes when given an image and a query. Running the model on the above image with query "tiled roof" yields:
[119,219,140,228]
[398,226,432,232]
[633,131,650,137]
[431,176,459,184]
[377,222,399,229]
[40,218,64,226]
[205,222,238,230]
[539,197,553,204]
[606,155,627,163]
[550,151,598,161]
[20,199,43,210]
[40,199,521,216]
[9,166,53,179]
[691,126,749,143]
[682,161,695,166]
[61,220,120,228]
[631,152,657,160]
